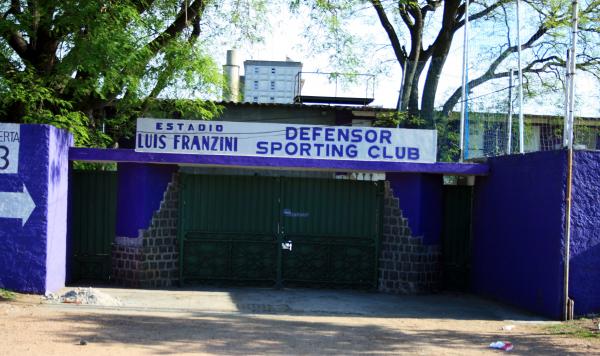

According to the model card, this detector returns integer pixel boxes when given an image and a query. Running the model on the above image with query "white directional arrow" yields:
[0,184,36,226]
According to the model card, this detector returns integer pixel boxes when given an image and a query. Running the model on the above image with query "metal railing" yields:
[293,72,375,105]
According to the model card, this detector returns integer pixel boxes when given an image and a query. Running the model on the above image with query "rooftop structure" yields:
[243,60,302,104]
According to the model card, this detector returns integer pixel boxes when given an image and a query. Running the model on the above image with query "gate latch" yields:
[281,240,293,251]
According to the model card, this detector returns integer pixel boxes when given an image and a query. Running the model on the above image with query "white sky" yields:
[211,3,599,118]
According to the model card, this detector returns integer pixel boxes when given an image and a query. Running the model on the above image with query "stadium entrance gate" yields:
[178,174,382,288]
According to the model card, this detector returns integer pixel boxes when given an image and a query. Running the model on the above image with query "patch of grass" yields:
[0,288,17,301]
[547,318,600,339]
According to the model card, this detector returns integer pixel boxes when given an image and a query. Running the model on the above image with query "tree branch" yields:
[398,5,414,28]
[114,0,207,106]
[144,0,205,56]
[132,0,157,14]
[3,29,29,59]
[454,0,512,31]
[421,0,442,17]
[369,0,406,65]
[3,0,22,17]
[442,25,549,116]
[188,9,202,43]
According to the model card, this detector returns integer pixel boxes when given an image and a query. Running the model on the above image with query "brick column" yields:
[378,182,441,294]
[112,173,180,287]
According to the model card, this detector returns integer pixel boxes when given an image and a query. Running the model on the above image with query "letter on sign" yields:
[0,124,20,174]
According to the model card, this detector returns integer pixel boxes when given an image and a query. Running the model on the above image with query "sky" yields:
[208,2,599,118]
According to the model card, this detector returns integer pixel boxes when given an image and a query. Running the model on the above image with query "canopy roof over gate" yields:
[69,148,489,175]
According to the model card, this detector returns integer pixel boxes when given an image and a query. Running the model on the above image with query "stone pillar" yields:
[0,124,72,293]
[112,163,180,287]
[378,174,443,294]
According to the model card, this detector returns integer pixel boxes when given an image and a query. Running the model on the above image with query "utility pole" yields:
[459,0,470,162]
[516,0,525,153]
[507,69,514,154]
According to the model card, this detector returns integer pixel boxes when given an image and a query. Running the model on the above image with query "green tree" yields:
[294,0,600,127]
[0,0,266,146]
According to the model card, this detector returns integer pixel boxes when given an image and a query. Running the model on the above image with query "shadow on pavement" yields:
[41,311,579,355]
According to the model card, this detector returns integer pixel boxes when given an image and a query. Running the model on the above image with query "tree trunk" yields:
[420,0,460,127]
[406,59,428,118]
[421,48,451,126]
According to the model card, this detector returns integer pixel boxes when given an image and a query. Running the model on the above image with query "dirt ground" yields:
[1,289,599,355]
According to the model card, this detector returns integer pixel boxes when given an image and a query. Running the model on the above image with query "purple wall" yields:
[0,124,72,293]
[570,150,600,316]
[471,151,567,319]
[387,173,443,245]
[115,163,177,238]
[45,127,73,291]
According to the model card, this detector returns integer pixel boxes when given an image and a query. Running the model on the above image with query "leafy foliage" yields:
[0,1,264,146]
[373,110,459,162]
[293,0,600,128]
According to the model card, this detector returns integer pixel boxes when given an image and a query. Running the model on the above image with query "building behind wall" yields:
[465,112,600,158]
[243,60,302,104]
[222,49,302,104]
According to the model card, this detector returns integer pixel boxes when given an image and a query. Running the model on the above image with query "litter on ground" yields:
[489,341,514,351]
[43,287,122,307]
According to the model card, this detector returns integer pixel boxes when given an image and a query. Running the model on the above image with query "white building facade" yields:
[243,60,302,104]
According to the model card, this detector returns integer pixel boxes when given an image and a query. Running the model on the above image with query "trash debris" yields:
[501,325,515,331]
[489,341,514,351]
[43,288,122,307]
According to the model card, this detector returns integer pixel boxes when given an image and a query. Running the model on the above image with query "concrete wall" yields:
[570,150,600,316]
[471,150,600,318]
[471,151,567,319]
[0,124,72,293]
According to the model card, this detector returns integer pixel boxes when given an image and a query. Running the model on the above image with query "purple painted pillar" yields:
[570,150,600,316]
[386,172,443,245]
[0,124,73,293]
[115,163,177,239]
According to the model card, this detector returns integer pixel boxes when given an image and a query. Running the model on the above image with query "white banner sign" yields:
[0,123,20,174]
[135,118,437,163]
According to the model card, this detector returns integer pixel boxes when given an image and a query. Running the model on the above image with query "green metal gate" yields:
[70,170,117,281]
[179,175,280,284]
[179,174,381,288]
[441,185,473,291]
[280,178,380,287]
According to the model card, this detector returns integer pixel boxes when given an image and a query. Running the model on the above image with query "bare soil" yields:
[1,293,598,355]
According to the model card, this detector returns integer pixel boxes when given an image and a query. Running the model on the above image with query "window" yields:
[254,67,259,74]
[271,67,276,74]
[253,96,258,102]
[270,81,275,90]
[270,97,275,102]
[253,81,258,90]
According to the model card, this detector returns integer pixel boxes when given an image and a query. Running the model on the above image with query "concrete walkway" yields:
[50,286,547,322]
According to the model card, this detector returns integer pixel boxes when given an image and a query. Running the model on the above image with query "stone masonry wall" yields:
[112,173,180,287]
[378,182,441,294]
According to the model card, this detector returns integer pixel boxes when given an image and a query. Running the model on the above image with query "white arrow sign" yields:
[0,184,36,226]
